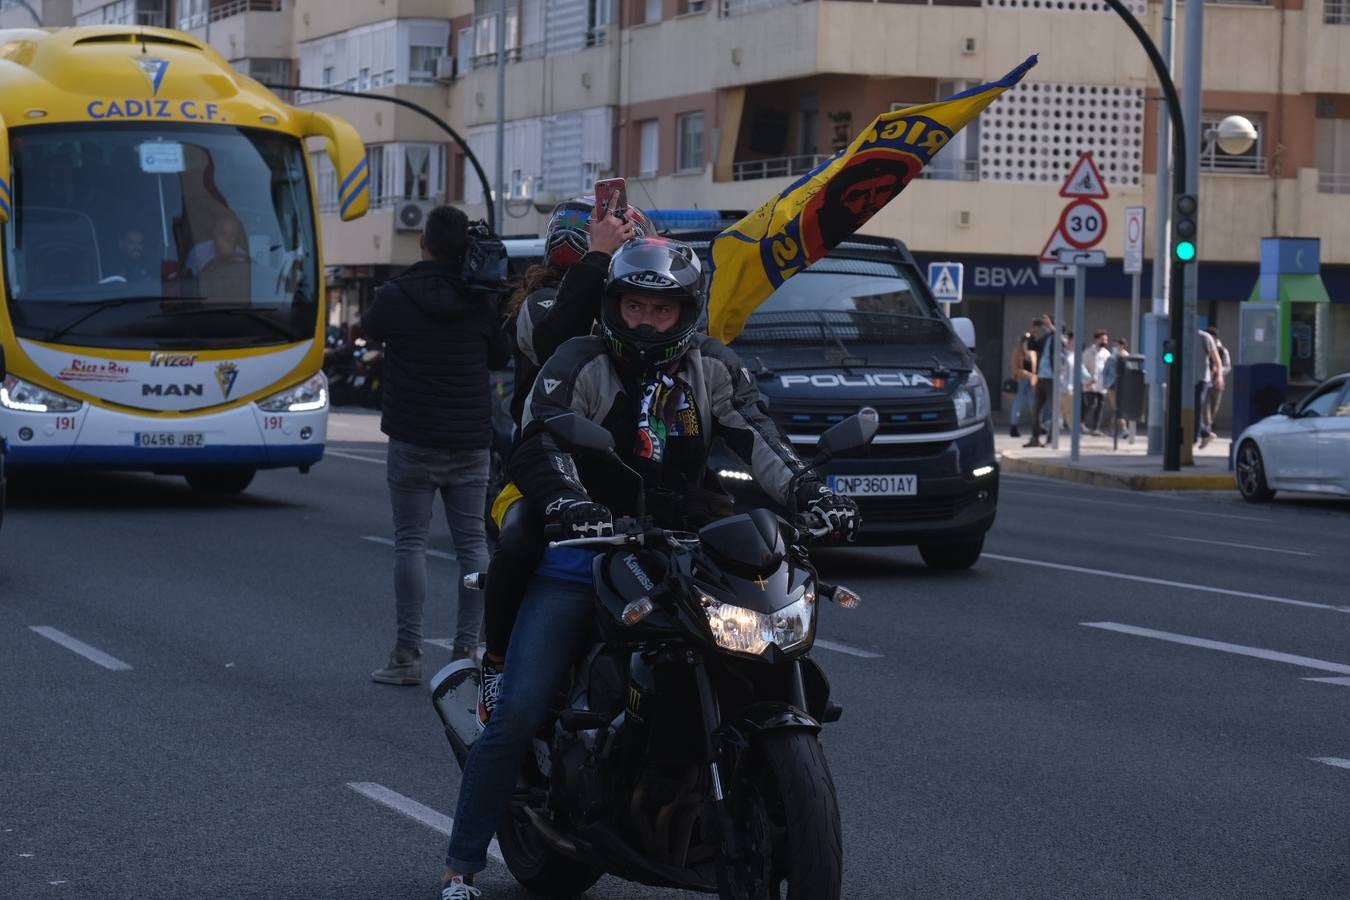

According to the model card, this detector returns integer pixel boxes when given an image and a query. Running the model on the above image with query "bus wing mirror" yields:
[301,111,370,222]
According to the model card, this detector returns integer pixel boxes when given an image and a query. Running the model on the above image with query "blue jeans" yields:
[1009,378,1034,427]
[445,575,596,874]
[387,440,491,652]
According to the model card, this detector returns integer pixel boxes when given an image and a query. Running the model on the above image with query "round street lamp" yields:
[1207,114,1259,157]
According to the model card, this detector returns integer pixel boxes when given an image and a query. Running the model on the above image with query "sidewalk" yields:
[995,426,1236,491]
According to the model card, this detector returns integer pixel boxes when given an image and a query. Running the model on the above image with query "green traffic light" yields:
[1162,351,1175,365]
[1175,240,1197,262]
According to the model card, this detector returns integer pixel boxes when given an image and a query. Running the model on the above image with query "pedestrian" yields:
[1059,329,1083,433]
[1084,330,1111,435]
[1026,316,1055,447]
[1007,324,1038,439]
[1203,326,1231,439]
[1103,337,1131,440]
[1194,326,1224,450]
[363,205,512,686]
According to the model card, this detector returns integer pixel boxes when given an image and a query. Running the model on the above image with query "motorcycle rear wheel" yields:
[720,731,843,900]
[497,806,602,898]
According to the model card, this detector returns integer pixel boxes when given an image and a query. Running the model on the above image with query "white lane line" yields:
[29,626,132,671]
[813,638,883,659]
[998,487,1271,523]
[1303,676,1350,687]
[326,449,385,464]
[984,553,1350,614]
[1311,758,1350,770]
[1081,622,1350,675]
[346,782,503,862]
[362,535,457,561]
[1151,533,1316,558]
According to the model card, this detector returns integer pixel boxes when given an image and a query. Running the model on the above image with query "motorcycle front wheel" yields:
[720,730,843,900]
[497,805,602,899]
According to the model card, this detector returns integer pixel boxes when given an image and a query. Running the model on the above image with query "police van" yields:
[502,225,997,569]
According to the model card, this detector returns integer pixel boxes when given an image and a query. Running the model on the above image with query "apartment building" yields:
[3,0,1348,390]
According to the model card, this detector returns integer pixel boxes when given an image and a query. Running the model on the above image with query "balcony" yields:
[731,154,979,182]
[182,0,292,60]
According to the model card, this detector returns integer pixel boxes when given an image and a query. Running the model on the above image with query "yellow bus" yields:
[0,25,368,493]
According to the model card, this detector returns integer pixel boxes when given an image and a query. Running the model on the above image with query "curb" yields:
[999,452,1236,492]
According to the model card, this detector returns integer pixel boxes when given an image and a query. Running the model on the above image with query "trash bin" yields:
[1115,354,1146,422]
[1229,363,1287,469]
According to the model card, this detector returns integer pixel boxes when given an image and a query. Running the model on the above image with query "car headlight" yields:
[698,586,816,657]
[952,368,990,427]
[1,375,83,413]
[257,373,328,412]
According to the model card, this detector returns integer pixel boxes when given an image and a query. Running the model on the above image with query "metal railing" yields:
[1199,145,1266,174]
[180,0,282,28]
[720,0,788,18]
[920,158,980,181]
[1318,170,1350,194]
[732,154,828,181]
[1327,0,1350,23]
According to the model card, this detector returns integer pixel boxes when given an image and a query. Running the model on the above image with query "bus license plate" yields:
[135,432,206,448]
[828,474,917,496]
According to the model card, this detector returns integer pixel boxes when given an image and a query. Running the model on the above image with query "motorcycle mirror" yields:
[543,412,616,456]
[812,413,880,466]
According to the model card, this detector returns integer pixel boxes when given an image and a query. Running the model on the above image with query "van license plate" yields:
[828,474,917,496]
[135,432,206,448]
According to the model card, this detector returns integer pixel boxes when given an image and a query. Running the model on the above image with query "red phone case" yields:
[593,178,627,215]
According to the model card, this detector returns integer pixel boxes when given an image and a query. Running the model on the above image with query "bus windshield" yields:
[3,123,319,349]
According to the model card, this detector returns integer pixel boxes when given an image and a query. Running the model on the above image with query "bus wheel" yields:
[185,469,256,495]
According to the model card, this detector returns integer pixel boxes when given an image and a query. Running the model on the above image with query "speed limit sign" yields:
[1059,199,1108,249]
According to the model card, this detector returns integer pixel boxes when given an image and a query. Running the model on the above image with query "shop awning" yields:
[1249,273,1331,304]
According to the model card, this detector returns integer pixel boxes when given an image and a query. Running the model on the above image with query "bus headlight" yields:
[697,586,816,656]
[953,368,990,427]
[257,373,328,413]
[1,376,83,413]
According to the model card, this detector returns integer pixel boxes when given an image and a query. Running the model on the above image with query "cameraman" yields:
[363,205,511,684]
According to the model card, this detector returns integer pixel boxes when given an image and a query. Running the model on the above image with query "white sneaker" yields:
[440,876,481,899]
[478,659,504,729]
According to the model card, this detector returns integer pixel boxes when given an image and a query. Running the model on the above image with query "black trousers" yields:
[1032,379,1054,442]
[482,500,544,659]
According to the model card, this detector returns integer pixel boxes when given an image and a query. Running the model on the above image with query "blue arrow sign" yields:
[927,261,964,304]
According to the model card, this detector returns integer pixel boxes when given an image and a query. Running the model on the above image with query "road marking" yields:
[1151,533,1316,558]
[29,626,132,671]
[813,638,883,659]
[985,554,1350,614]
[1081,622,1350,675]
[361,535,457,561]
[999,487,1271,523]
[326,449,385,464]
[1303,676,1350,687]
[346,782,503,862]
[1311,757,1350,770]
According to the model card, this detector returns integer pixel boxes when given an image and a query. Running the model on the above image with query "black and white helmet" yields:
[600,238,705,367]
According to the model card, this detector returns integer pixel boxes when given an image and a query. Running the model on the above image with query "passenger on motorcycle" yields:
[438,237,859,899]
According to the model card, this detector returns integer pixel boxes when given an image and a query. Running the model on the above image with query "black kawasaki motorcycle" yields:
[431,412,875,899]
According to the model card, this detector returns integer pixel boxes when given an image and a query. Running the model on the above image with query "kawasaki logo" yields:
[779,372,935,389]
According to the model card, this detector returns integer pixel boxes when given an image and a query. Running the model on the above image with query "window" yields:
[676,112,704,173]
[1328,0,1350,24]
[1200,112,1265,174]
[297,20,449,102]
[312,151,339,213]
[408,45,444,84]
[1316,118,1350,194]
[586,0,611,46]
[638,120,660,177]
[78,0,167,27]
[365,143,445,207]
[1300,382,1345,418]
[473,0,521,67]
[644,0,663,23]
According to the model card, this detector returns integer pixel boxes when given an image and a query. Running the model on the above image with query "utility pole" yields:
[1147,0,1175,456]
[1175,0,1204,466]
[494,0,508,236]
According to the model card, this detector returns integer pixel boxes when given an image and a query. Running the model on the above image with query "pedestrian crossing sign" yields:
[927,261,964,304]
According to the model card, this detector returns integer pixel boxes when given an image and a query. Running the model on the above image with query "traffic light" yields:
[1172,193,1198,262]
[1162,339,1176,366]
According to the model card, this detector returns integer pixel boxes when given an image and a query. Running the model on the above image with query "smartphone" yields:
[593,177,627,218]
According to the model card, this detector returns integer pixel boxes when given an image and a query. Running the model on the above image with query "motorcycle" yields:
[431,411,876,899]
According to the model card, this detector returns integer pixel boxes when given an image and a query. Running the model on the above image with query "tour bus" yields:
[0,25,369,493]
[503,212,998,569]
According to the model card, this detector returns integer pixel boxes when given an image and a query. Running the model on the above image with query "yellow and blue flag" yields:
[706,55,1038,343]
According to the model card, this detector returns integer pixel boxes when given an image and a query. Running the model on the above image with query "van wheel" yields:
[919,538,983,570]
[185,469,256,495]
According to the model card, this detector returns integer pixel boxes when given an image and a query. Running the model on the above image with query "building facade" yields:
[6,0,1350,411]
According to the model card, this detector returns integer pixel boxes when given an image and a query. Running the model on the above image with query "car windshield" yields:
[2,123,318,349]
[731,257,947,346]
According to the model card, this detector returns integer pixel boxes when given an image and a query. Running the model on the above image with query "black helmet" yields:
[600,238,705,367]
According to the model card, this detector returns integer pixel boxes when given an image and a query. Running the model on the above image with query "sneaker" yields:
[478,658,504,728]
[439,876,480,900]
[371,644,422,686]
[450,642,479,664]
[1022,439,1042,448]
[1199,433,1213,449]
[1009,425,1021,438]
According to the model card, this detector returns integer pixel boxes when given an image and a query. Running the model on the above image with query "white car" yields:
[1234,373,1350,502]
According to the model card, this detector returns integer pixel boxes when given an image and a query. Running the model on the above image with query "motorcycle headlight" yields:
[257,373,328,413]
[952,368,990,427]
[1,375,83,413]
[698,586,816,657]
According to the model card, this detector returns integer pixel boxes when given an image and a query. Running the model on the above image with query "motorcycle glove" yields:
[802,484,861,544]
[544,497,615,539]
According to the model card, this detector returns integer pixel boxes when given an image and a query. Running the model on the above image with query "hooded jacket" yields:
[362,260,511,450]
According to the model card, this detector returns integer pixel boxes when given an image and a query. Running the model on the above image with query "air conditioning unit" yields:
[434,55,457,84]
[396,200,434,232]
[962,36,977,55]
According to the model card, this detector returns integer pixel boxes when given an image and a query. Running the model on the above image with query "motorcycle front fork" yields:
[689,650,739,862]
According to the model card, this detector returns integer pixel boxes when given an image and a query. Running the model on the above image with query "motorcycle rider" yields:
[478,195,652,726]
[438,237,860,899]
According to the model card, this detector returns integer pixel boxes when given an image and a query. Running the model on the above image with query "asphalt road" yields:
[2,410,1348,899]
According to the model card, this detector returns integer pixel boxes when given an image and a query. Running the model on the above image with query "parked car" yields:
[1234,373,1350,502]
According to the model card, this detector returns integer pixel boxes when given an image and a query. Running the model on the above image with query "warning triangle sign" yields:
[1038,226,1073,263]
[1059,152,1109,199]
